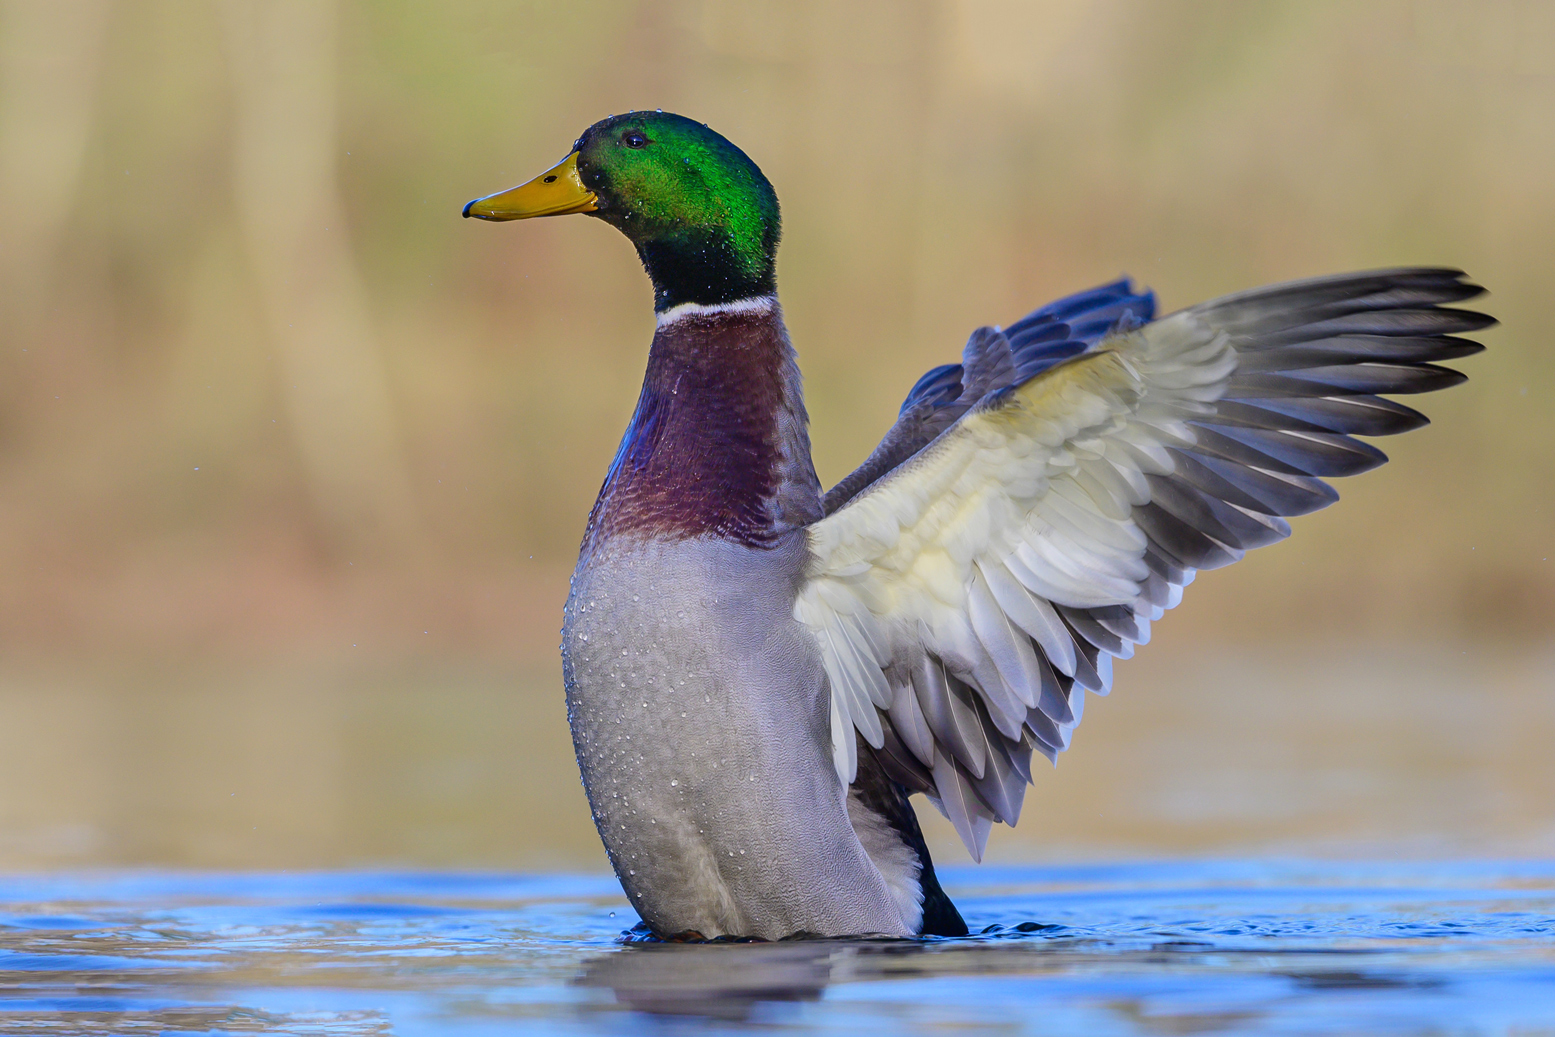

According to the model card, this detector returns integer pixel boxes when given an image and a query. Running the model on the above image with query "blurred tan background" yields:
[0,0,1550,872]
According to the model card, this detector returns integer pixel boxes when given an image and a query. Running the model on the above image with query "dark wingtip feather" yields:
[1441,308,1497,333]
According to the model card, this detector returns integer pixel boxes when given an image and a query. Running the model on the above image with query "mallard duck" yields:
[464,112,1490,940]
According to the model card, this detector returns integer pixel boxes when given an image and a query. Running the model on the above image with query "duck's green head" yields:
[465,112,779,312]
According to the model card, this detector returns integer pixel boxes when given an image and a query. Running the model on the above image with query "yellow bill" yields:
[463,152,598,221]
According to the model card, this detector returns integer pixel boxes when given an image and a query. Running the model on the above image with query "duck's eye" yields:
[623,130,649,149]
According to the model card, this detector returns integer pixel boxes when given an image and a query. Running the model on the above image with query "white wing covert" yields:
[794,269,1489,859]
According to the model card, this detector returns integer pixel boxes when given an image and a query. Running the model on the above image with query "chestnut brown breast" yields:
[584,303,820,549]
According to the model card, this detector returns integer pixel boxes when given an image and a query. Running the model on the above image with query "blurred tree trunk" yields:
[0,1,111,341]
[218,0,420,556]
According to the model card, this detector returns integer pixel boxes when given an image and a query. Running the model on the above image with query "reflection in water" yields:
[576,920,1073,1020]
[579,941,835,1019]
[572,927,1449,1027]
[0,863,1553,1034]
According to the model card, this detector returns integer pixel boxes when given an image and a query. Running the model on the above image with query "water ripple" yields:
[0,861,1552,1034]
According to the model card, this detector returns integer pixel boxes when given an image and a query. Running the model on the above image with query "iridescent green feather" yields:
[575,112,780,309]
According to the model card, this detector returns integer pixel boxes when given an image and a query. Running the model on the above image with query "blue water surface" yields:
[1,860,1553,1035]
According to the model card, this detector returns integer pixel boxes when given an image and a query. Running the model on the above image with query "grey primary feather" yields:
[1188,425,1389,478]
[1206,397,1427,436]
[1166,449,1338,517]
[968,719,1028,826]
[1023,705,1066,760]
[912,655,988,780]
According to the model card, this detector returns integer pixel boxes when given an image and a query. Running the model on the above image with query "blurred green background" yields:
[0,0,1550,871]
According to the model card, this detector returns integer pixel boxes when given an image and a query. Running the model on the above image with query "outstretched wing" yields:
[796,268,1490,859]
